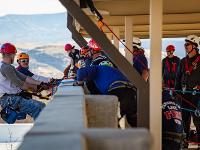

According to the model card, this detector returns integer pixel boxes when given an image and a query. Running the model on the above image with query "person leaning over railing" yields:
[74,61,137,127]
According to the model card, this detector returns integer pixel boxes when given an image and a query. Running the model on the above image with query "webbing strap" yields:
[185,55,200,75]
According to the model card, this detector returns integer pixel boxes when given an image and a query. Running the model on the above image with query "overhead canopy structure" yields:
[78,0,200,38]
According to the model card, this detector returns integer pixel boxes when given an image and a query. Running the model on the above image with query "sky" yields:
[0,0,66,16]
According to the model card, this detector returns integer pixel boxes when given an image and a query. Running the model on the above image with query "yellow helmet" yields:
[17,53,29,61]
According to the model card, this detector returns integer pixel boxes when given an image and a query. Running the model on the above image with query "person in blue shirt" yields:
[75,63,137,127]
[82,39,115,94]
[132,37,149,81]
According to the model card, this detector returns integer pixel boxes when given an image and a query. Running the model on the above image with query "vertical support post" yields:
[113,27,120,50]
[106,33,113,41]
[125,16,133,64]
[150,0,162,149]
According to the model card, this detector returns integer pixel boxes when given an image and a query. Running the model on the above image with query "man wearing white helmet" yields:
[132,37,149,81]
[175,35,200,148]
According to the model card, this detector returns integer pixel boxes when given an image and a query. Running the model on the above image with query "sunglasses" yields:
[20,59,29,63]
[184,42,191,47]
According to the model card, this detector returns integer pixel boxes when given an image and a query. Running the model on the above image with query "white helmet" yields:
[133,37,142,49]
[185,35,200,47]
[99,60,113,67]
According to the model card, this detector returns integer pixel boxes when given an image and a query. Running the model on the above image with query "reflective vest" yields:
[181,54,200,89]
[163,56,180,88]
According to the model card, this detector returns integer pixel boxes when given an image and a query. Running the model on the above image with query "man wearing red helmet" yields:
[0,43,48,124]
[162,44,180,88]
[63,44,80,79]
[162,45,182,150]
[88,39,113,66]
[86,39,115,94]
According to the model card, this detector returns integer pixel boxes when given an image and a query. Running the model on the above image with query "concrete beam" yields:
[112,26,120,49]
[85,95,118,128]
[106,33,113,41]
[125,16,133,64]
[67,12,87,47]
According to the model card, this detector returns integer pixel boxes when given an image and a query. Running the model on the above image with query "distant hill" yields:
[0,13,71,45]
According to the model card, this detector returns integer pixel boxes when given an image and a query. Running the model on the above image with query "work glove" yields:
[50,78,62,85]
[73,81,84,86]
[37,82,50,93]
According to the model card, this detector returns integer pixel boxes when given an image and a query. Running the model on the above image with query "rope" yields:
[163,88,197,109]
[99,20,148,70]
[163,87,200,95]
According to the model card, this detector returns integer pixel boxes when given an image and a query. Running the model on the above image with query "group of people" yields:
[63,34,200,148]
[0,33,199,148]
[162,35,200,149]
[0,43,59,123]
[63,38,148,127]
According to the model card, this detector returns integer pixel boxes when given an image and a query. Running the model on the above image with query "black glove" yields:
[73,81,84,86]
[37,82,50,92]
[50,78,62,85]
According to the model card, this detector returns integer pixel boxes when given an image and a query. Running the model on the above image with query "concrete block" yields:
[59,79,75,86]
[85,95,118,128]
[55,86,84,96]
[31,95,86,133]
[18,133,86,150]
[83,128,151,150]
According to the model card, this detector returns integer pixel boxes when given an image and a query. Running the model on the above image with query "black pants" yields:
[182,93,200,143]
[86,80,101,94]
[108,87,137,127]
[162,139,181,150]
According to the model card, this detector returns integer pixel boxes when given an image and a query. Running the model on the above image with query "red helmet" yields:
[166,45,175,52]
[64,44,75,52]
[88,39,101,51]
[0,43,17,54]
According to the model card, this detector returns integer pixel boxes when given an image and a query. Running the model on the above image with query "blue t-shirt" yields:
[77,66,129,94]
[133,52,148,75]
[16,66,34,77]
